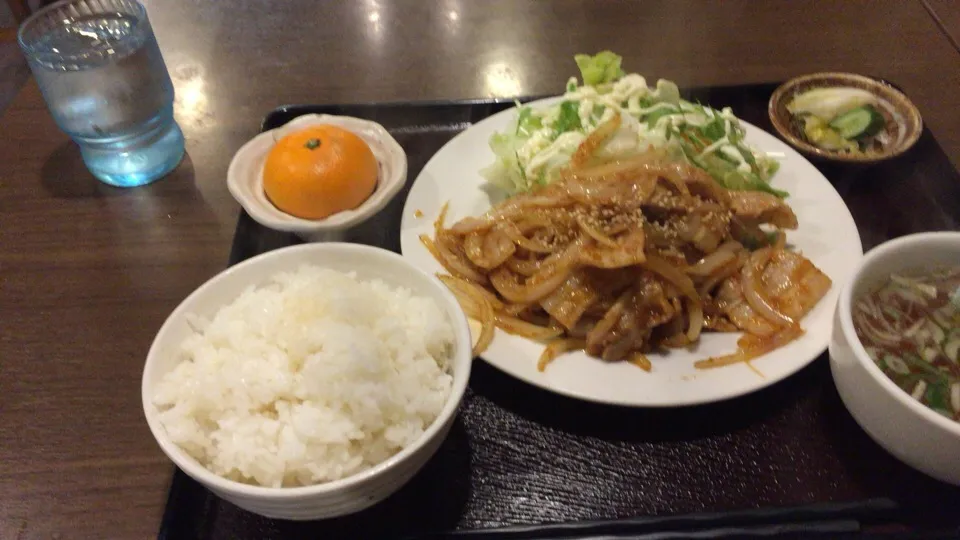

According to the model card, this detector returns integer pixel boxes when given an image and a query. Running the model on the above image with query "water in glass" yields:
[21,1,184,187]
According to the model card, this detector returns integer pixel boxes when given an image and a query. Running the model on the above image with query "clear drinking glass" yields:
[18,0,184,188]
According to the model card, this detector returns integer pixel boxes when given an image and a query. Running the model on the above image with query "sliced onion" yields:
[741,323,803,356]
[463,232,486,267]
[489,241,580,303]
[449,197,567,236]
[450,216,495,235]
[562,153,662,183]
[486,192,573,223]
[501,221,559,254]
[471,311,495,357]
[433,233,488,283]
[741,248,796,327]
[436,274,504,311]
[687,249,736,278]
[686,300,704,342]
[643,254,700,305]
[505,255,543,276]
[436,274,495,356]
[571,153,696,197]
[629,352,653,372]
[490,267,570,304]
[502,302,533,316]
[434,201,450,234]
[694,324,804,369]
[537,338,585,371]
[420,234,441,260]
[569,113,622,169]
[564,174,661,207]
[697,254,745,296]
[719,240,745,254]
[463,226,516,269]
[586,289,631,355]
[576,215,618,248]
[579,229,646,268]
[495,313,564,341]
[519,309,553,327]
[514,215,553,231]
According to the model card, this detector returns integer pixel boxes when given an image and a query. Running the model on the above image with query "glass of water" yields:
[18,0,184,188]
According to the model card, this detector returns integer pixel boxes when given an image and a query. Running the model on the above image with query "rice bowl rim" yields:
[141,242,473,498]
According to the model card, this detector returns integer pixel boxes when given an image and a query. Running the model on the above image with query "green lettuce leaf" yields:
[480,131,529,194]
[645,107,680,129]
[703,154,788,198]
[677,138,787,198]
[574,51,625,86]
[554,101,582,135]
[516,106,542,137]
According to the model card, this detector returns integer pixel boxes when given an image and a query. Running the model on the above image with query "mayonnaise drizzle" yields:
[513,76,772,184]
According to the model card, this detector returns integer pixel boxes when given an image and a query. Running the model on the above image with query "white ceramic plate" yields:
[399,97,863,407]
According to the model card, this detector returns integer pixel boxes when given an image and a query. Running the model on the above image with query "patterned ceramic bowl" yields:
[769,73,922,163]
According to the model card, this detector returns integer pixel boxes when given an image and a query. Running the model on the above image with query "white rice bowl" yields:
[152,265,455,488]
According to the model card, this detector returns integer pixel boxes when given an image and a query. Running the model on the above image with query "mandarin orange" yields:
[262,125,378,220]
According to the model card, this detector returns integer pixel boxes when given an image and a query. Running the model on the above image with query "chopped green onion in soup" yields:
[853,267,960,421]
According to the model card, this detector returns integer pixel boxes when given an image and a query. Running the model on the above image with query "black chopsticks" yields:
[411,499,900,539]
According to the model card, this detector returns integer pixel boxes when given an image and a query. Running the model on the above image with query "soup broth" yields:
[853,267,960,421]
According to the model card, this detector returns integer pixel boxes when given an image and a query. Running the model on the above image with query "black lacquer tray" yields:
[158,82,960,540]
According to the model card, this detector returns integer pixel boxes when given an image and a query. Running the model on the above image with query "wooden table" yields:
[2,1,959,538]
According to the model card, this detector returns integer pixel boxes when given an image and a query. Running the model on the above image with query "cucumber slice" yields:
[829,105,885,140]
[802,116,856,151]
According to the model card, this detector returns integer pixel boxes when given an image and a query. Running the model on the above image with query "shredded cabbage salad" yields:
[481,51,785,197]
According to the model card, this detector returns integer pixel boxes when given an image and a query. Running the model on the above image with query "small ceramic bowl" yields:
[769,73,922,163]
[227,114,407,242]
[142,243,473,519]
[829,232,960,485]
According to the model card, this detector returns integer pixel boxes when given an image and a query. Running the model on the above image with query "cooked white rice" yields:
[152,265,454,488]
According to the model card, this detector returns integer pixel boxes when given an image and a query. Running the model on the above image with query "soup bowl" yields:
[829,232,960,485]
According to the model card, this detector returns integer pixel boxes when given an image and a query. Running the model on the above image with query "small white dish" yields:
[227,114,407,242]
[830,232,960,485]
[142,243,472,520]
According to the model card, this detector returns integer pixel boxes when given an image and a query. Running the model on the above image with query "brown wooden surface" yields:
[4,0,29,24]
[1,1,959,538]
[925,0,960,53]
